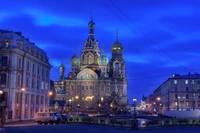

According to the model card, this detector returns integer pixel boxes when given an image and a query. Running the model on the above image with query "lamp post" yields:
[133,98,137,120]
[48,91,53,112]
[20,88,25,121]
[131,98,138,130]
[156,97,161,114]
[69,99,72,113]
[0,90,4,128]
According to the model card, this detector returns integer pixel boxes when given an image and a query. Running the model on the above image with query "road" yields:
[4,123,200,133]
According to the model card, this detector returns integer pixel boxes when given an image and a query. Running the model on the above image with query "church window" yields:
[86,86,88,90]
[115,63,119,71]
[90,86,93,90]
[88,55,92,64]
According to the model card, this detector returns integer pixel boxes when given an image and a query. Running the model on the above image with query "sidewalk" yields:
[5,119,35,125]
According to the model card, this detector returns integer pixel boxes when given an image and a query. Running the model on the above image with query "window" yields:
[32,64,35,73]
[1,56,8,67]
[26,77,29,87]
[41,81,44,90]
[37,66,40,75]
[115,63,119,71]
[32,79,34,89]
[37,80,39,89]
[25,94,29,104]
[198,86,200,91]
[18,58,22,69]
[31,95,34,104]
[45,83,48,90]
[36,96,39,104]
[186,87,189,91]
[41,96,43,104]
[17,75,21,86]
[186,94,189,99]
[46,70,48,78]
[192,80,195,84]
[175,94,177,99]
[186,101,189,106]
[27,61,30,71]
[174,102,177,106]
[42,68,44,77]
[0,73,7,84]
[174,80,177,84]
[185,80,188,84]
[16,93,20,103]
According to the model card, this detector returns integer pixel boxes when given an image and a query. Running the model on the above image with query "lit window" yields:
[174,80,177,84]
[185,80,188,84]
[192,80,195,84]
[113,47,116,50]
[118,47,121,49]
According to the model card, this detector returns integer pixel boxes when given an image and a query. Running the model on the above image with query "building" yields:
[0,30,52,122]
[53,17,128,113]
[153,73,200,114]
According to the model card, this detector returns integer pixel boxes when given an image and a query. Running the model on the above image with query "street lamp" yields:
[156,97,161,114]
[133,98,137,120]
[0,90,4,128]
[20,88,25,121]
[69,99,72,113]
[131,98,138,130]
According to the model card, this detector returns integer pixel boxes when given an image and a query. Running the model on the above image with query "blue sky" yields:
[1,0,200,103]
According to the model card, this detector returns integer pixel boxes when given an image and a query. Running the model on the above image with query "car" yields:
[34,112,62,125]
[60,114,69,124]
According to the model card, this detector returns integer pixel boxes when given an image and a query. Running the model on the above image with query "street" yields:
[4,122,200,133]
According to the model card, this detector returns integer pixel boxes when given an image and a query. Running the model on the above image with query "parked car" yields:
[61,114,68,124]
[34,112,62,125]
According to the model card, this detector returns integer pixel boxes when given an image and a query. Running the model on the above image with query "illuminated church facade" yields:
[53,18,128,112]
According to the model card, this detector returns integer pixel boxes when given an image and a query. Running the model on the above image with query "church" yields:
[53,17,128,113]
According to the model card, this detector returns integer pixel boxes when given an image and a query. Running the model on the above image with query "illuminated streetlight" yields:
[98,104,101,107]
[75,96,79,99]
[49,91,53,96]
[0,90,3,95]
[157,97,161,101]
[21,88,25,92]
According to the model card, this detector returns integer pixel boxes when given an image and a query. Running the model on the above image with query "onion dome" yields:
[70,50,80,65]
[88,16,95,27]
[100,52,109,65]
[112,28,123,51]
[59,60,65,70]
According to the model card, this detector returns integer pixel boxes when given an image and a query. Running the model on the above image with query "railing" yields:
[66,116,200,129]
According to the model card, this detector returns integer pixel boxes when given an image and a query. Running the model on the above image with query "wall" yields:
[164,110,200,118]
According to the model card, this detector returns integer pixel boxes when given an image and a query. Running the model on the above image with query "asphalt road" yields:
[4,123,200,133]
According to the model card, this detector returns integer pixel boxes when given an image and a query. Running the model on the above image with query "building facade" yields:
[0,30,52,122]
[153,73,200,114]
[54,18,128,113]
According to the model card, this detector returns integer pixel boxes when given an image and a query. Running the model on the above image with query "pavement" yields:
[4,122,200,133]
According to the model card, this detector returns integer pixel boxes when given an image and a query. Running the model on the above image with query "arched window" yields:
[88,55,93,64]
[115,63,119,71]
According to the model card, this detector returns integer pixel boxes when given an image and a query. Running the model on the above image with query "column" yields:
[28,94,31,119]
[33,95,36,116]
[21,92,25,120]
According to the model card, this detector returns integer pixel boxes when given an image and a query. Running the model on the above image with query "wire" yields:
[108,0,178,63]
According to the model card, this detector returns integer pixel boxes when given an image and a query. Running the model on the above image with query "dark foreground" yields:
[4,122,200,133]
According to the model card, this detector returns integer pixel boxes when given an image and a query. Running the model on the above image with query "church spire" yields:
[116,28,118,41]
[74,45,76,56]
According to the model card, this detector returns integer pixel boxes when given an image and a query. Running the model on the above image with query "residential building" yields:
[0,30,52,122]
[153,73,200,114]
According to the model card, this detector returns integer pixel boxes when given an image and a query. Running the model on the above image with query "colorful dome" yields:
[112,40,123,51]
[88,20,95,27]
[70,55,80,65]
[59,60,65,70]
[100,54,109,65]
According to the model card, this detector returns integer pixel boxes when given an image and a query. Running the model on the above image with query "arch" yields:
[77,68,98,80]
[85,52,94,64]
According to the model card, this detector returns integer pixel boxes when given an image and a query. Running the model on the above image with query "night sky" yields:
[1,0,200,103]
